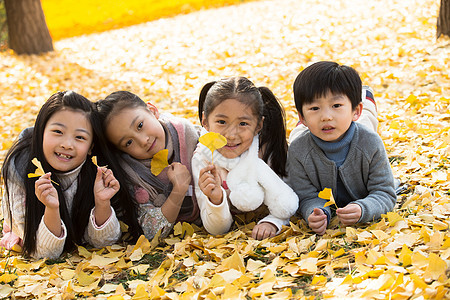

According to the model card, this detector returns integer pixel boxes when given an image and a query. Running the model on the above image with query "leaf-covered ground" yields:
[0,0,449,298]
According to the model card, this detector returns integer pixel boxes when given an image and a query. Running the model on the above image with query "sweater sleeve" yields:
[84,207,121,248]
[137,203,174,240]
[192,150,233,235]
[352,141,396,223]
[34,216,66,259]
[286,144,331,223]
[1,165,26,242]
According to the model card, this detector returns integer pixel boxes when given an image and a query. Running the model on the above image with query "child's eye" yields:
[333,104,342,108]
[217,120,226,125]
[125,140,133,147]
[137,122,143,130]
[76,135,86,141]
[310,107,319,111]
[239,122,249,126]
[52,129,63,134]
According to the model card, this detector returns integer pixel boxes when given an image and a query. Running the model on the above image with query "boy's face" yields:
[299,92,362,142]
[106,104,165,160]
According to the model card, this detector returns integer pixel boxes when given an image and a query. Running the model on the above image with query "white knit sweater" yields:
[1,160,121,259]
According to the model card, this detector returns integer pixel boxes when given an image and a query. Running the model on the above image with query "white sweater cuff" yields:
[34,216,66,259]
[86,207,121,248]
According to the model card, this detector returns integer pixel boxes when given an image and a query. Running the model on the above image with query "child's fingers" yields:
[313,208,324,215]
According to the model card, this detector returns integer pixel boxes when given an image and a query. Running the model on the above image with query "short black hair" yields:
[293,61,362,117]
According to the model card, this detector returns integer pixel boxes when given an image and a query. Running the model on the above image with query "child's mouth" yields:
[56,152,72,159]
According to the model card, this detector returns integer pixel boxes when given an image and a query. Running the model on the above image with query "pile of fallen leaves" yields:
[0,0,449,298]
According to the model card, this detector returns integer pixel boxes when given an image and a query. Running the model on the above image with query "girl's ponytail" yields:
[258,87,288,177]
[198,81,216,123]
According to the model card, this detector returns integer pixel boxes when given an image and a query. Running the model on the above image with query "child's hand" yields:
[336,203,361,226]
[308,208,328,235]
[167,162,191,196]
[252,222,277,240]
[35,173,59,209]
[94,167,120,206]
[198,164,223,205]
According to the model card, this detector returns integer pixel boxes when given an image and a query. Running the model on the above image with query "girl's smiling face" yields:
[105,105,165,160]
[42,109,93,172]
[203,98,262,159]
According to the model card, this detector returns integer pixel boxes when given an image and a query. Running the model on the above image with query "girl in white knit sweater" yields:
[1,91,121,259]
[192,77,298,240]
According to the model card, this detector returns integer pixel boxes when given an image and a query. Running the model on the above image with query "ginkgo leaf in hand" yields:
[199,132,227,161]
[27,157,45,178]
[92,156,98,167]
[151,149,169,175]
[91,156,107,174]
[318,188,336,208]
[27,158,59,185]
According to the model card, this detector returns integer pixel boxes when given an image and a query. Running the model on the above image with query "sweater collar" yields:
[53,161,85,191]
[311,122,355,166]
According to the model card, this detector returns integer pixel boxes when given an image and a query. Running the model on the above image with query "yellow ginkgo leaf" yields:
[92,156,98,166]
[199,132,227,161]
[318,188,336,208]
[27,158,59,185]
[27,157,45,178]
[91,156,107,174]
[151,149,169,175]
[318,188,332,199]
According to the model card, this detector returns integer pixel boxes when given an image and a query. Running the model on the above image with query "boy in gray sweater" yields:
[287,61,396,235]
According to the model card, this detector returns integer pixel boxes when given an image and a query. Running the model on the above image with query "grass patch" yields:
[41,0,255,40]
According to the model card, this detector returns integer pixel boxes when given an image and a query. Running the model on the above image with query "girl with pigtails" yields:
[192,77,298,240]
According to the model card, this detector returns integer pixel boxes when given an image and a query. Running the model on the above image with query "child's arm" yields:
[35,172,63,237]
[93,167,120,226]
[161,162,191,223]
[192,153,233,235]
[34,173,67,259]
[345,136,396,224]
[286,146,332,232]
[87,167,121,248]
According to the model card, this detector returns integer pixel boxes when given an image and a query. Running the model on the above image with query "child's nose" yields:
[223,126,237,140]
[321,109,333,121]
[60,138,74,149]
[138,135,149,146]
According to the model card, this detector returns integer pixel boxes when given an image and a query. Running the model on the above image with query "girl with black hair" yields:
[1,91,121,259]
[193,77,298,240]
[95,91,201,241]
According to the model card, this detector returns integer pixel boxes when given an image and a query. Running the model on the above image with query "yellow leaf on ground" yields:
[424,253,447,280]
[0,273,17,283]
[132,284,149,300]
[220,251,245,273]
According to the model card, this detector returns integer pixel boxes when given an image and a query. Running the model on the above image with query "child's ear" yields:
[146,102,160,119]
[256,116,264,134]
[201,115,209,131]
[298,111,307,127]
[88,143,94,156]
[352,103,363,121]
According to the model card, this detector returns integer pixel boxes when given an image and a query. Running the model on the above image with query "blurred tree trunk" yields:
[437,0,450,38]
[4,0,53,54]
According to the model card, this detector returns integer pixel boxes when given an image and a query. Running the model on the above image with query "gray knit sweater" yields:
[287,123,396,224]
